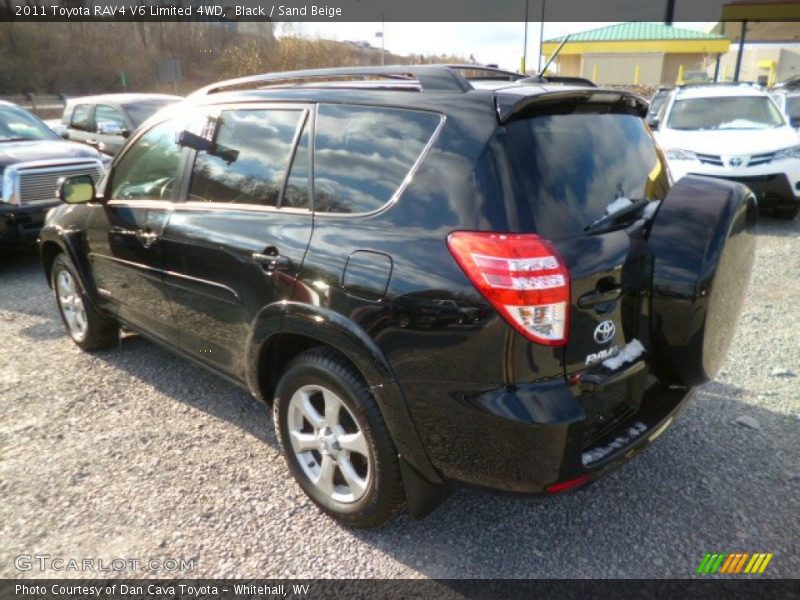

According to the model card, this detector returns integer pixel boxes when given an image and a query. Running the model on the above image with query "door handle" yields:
[252,251,290,272]
[578,286,622,309]
[86,139,99,146]
[135,230,159,248]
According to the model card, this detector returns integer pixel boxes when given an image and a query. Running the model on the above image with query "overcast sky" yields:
[284,22,714,72]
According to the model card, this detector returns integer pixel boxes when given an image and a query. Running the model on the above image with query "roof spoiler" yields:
[495,89,649,124]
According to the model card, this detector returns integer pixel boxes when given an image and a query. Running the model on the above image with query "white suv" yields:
[652,84,800,219]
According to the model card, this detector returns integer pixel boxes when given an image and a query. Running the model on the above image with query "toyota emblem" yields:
[594,320,616,344]
[729,157,743,167]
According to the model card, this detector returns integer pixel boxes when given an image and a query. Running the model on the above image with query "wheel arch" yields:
[245,301,446,502]
[245,302,396,404]
[40,239,63,287]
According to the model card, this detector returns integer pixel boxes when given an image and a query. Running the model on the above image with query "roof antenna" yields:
[538,34,571,78]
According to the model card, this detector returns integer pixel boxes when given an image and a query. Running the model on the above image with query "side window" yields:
[95,105,126,131]
[282,118,310,209]
[313,104,441,214]
[188,109,303,206]
[109,119,186,201]
[70,104,93,131]
[61,104,73,126]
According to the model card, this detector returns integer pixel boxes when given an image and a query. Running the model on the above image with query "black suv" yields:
[40,65,757,527]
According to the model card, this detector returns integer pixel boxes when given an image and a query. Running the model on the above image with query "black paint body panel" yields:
[38,84,757,502]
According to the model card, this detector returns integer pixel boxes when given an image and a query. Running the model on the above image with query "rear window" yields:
[313,104,441,214]
[502,110,668,239]
[125,100,177,127]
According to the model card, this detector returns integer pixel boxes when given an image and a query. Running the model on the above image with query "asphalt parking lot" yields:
[1,216,798,579]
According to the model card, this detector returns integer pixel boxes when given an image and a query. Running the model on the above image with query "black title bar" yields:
[4,579,800,600]
[1,0,793,22]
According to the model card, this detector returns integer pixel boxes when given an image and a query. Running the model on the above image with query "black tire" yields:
[273,348,404,528]
[51,253,118,351]
[774,205,799,220]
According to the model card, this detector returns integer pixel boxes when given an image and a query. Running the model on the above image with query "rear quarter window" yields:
[313,104,442,214]
[501,109,668,239]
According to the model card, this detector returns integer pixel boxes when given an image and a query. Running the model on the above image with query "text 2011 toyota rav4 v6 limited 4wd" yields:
[40,65,756,527]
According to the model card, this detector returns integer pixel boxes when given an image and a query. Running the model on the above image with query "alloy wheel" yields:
[56,269,88,341]
[286,384,371,504]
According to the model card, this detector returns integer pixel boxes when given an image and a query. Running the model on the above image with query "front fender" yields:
[39,225,103,311]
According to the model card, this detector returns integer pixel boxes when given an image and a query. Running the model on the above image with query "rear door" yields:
[161,103,314,380]
[501,105,670,440]
[93,104,129,156]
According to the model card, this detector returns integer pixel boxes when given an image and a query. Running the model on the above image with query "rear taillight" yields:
[447,231,570,346]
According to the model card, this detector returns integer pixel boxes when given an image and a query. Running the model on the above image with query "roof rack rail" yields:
[439,64,524,81]
[191,65,482,96]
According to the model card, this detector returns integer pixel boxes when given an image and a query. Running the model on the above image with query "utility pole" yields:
[734,20,747,82]
[375,18,385,66]
[664,0,675,24]
[538,0,546,73]
[521,0,529,74]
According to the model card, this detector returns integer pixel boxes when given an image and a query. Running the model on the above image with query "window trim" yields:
[182,102,313,212]
[105,100,446,218]
[310,103,446,219]
[277,110,311,209]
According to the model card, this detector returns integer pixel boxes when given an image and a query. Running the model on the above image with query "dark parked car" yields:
[62,93,181,156]
[645,86,673,129]
[0,101,106,256]
[40,65,757,527]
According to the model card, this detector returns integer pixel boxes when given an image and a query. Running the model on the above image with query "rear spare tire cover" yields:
[648,175,757,387]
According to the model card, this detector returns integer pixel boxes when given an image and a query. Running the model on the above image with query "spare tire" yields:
[648,175,757,387]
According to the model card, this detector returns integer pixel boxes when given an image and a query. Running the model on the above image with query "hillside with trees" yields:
[0,21,468,95]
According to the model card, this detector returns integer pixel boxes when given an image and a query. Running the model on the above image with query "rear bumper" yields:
[667,155,800,208]
[0,202,58,247]
[400,366,692,494]
[694,173,799,210]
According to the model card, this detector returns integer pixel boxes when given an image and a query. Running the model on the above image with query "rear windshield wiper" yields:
[584,198,652,232]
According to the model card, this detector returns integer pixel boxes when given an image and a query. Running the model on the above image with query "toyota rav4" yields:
[40,65,757,527]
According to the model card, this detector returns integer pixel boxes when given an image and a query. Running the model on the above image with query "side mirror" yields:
[58,174,96,204]
[97,121,129,137]
[646,115,660,131]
